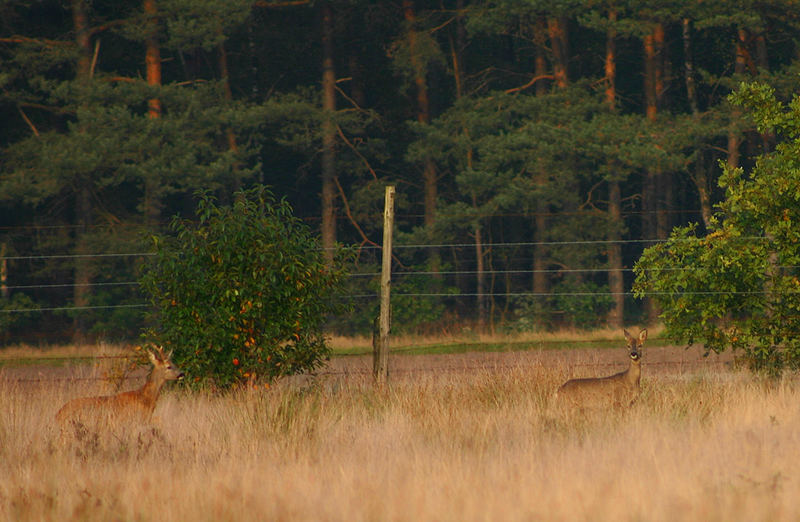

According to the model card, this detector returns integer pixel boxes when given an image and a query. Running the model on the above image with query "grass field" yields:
[0,338,797,521]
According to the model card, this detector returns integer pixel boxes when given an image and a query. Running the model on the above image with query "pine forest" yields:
[1,0,799,343]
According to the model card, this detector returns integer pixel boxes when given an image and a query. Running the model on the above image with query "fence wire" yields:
[0,237,793,315]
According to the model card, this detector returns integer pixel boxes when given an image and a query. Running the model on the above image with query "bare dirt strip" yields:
[0,343,735,388]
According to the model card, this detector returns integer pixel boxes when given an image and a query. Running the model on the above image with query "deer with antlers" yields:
[56,345,184,430]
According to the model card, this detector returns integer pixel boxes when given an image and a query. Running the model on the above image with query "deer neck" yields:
[626,359,641,386]
[139,370,167,408]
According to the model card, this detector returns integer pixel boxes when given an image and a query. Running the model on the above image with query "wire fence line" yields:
[0,235,776,262]
[2,288,796,314]
[6,264,799,291]
[0,237,792,315]
[0,208,708,232]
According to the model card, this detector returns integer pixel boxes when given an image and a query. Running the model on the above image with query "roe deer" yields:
[555,329,647,410]
[56,346,184,430]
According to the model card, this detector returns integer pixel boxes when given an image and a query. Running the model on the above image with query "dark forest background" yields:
[1,0,799,344]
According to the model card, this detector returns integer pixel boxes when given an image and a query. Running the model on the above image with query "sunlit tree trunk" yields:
[321,1,337,264]
[548,17,569,88]
[144,0,163,226]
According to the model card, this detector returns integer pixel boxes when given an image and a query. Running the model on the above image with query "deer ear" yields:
[624,329,632,341]
[639,329,648,342]
[147,349,159,364]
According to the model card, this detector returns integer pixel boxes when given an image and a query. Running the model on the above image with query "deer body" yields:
[56,347,183,429]
[556,329,647,409]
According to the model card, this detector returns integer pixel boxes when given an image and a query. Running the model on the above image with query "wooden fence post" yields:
[374,185,394,383]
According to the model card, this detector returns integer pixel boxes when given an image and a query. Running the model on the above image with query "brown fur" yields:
[56,346,183,429]
[555,329,647,410]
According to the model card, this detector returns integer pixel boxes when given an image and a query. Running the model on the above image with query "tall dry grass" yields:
[0,353,797,521]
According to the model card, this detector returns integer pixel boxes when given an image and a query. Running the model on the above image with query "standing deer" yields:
[555,329,647,410]
[56,345,184,430]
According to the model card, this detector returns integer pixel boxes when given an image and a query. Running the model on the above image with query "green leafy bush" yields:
[634,83,800,376]
[140,186,348,388]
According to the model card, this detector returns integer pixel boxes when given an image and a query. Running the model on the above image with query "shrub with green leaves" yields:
[140,186,348,388]
[634,82,800,376]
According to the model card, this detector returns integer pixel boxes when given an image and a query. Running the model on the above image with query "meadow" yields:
[0,337,797,521]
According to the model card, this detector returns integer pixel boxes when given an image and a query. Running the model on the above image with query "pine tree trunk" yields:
[144,0,163,226]
[652,23,672,240]
[218,40,242,195]
[682,19,699,115]
[605,9,624,329]
[547,17,569,88]
[532,16,549,323]
[643,31,657,122]
[653,23,665,109]
[321,1,337,265]
[144,0,161,119]
[682,18,713,229]
[754,32,774,153]
[728,28,748,169]
[605,9,617,108]
[608,181,624,328]
[473,200,487,334]
[450,1,487,331]
[403,0,439,273]
[72,0,93,344]
[642,25,662,324]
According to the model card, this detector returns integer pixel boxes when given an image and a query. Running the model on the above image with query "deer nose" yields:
[177,372,185,380]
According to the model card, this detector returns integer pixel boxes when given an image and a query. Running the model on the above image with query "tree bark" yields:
[604,9,617,108]
[754,32,774,153]
[605,8,624,329]
[72,0,93,344]
[473,196,487,334]
[321,1,337,264]
[547,17,569,88]
[403,0,439,272]
[653,23,665,110]
[217,37,244,197]
[642,24,664,324]
[643,30,657,122]
[608,181,624,328]
[682,19,699,115]
[449,0,487,331]
[532,16,549,322]
[144,0,161,119]
[727,28,748,169]
[143,0,163,227]
[683,18,713,230]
